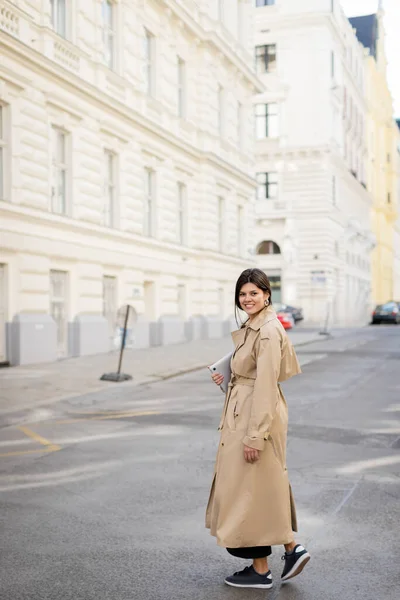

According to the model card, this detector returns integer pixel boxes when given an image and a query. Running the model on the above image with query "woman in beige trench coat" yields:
[206,268,310,589]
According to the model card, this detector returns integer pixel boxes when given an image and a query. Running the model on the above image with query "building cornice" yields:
[0,202,250,265]
[148,0,264,93]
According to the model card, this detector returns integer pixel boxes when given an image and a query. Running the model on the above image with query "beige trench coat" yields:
[205,306,301,548]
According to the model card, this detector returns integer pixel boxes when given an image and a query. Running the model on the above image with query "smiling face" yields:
[238,282,270,319]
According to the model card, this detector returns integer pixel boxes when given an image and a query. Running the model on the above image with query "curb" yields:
[0,334,323,427]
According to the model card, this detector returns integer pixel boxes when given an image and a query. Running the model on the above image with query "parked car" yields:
[371,301,400,325]
[274,303,304,323]
[277,311,294,330]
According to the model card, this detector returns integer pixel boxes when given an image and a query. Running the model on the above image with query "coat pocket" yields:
[269,436,284,469]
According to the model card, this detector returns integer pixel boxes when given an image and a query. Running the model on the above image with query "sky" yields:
[341,0,400,118]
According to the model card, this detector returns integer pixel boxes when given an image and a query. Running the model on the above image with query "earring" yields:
[264,299,269,307]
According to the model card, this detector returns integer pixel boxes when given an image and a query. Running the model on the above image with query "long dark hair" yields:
[234,268,272,327]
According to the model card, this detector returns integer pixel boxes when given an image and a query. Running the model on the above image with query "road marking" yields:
[39,410,162,425]
[0,447,60,458]
[17,425,61,450]
[0,412,161,457]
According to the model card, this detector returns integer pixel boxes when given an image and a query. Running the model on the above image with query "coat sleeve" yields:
[242,327,281,451]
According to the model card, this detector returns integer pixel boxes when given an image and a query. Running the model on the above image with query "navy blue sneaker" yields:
[225,565,273,589]
[281,544,310,581]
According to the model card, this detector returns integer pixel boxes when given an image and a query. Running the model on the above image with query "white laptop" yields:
[208,352,233,393]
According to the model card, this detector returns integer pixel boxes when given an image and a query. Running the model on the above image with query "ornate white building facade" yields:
[253,0,375,326]
[0,0,262,364]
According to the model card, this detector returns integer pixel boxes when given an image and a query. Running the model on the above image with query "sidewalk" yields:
[0,329,322,418]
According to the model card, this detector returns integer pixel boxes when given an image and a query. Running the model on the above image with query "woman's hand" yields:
[211,372,224,387]
[244,445,260,463]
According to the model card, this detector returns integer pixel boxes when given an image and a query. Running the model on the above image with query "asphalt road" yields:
[0,326,399,600]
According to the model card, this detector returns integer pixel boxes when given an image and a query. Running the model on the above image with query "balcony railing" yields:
[0,1,20,37]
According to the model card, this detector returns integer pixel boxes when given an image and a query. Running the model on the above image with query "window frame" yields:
[217,85,224,137]
[237,205,243,255]
[103,149,116,227]
[255,103,278,138]
[144,168,155,237]
[177,57,186,119]
[144,29,155,96]
[102,0,116,70]
[0,104,9,202]
[218,196,225,252]
[177,182,187,245]
[51,126,69,215]
[255,44,277,74]
[237,101,243,149]
[50,0,67,38]
[218,0,224,22]
[332,175,336,206]
[256,172,278,200]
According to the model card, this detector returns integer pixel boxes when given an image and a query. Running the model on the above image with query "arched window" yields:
[256,240,281,255]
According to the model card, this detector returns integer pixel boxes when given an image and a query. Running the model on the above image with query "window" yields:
[103,150,116,227]
[177,57,186,118]
[144,29,155,96]
[51,127,68,214]
[332,175,336,206]
[177,183,187,244]
[218,197,225,252]
[218,0,224,21]
[237,205,243,255]
[144,169,155,236]
[331,50,335,78]
[256,0,275,5]
[50,0,67,38]
[255,103,278,138]
[237,101,243,148]
[217,85,224,137]
[256,172,278,200]
[256,240,281,255]
[102,0,116,69]
[387,153,391,163]
[0,105,6,201]
[387,192,391,204]
[255,45,276,74]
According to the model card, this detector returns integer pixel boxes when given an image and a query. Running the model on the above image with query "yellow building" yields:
[350,10,399,304]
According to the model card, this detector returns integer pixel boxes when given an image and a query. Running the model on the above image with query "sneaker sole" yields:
[281,553,311,582]
[224,580,273,589]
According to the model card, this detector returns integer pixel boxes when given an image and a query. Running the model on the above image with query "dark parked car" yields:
[371,301,400,325]
[274,303,304,323]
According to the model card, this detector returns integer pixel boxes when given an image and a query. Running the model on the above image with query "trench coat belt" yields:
[229,375,255,387]
[218,375,255,430]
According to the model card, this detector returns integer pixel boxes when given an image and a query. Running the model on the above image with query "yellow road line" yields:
[17,426,61,451]
[39,410,161,425]
[0,446,60,458]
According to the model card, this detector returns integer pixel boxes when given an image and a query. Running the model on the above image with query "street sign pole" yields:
[100,304,133,382]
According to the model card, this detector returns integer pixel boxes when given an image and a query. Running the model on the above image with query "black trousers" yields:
[227,546,272,559]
